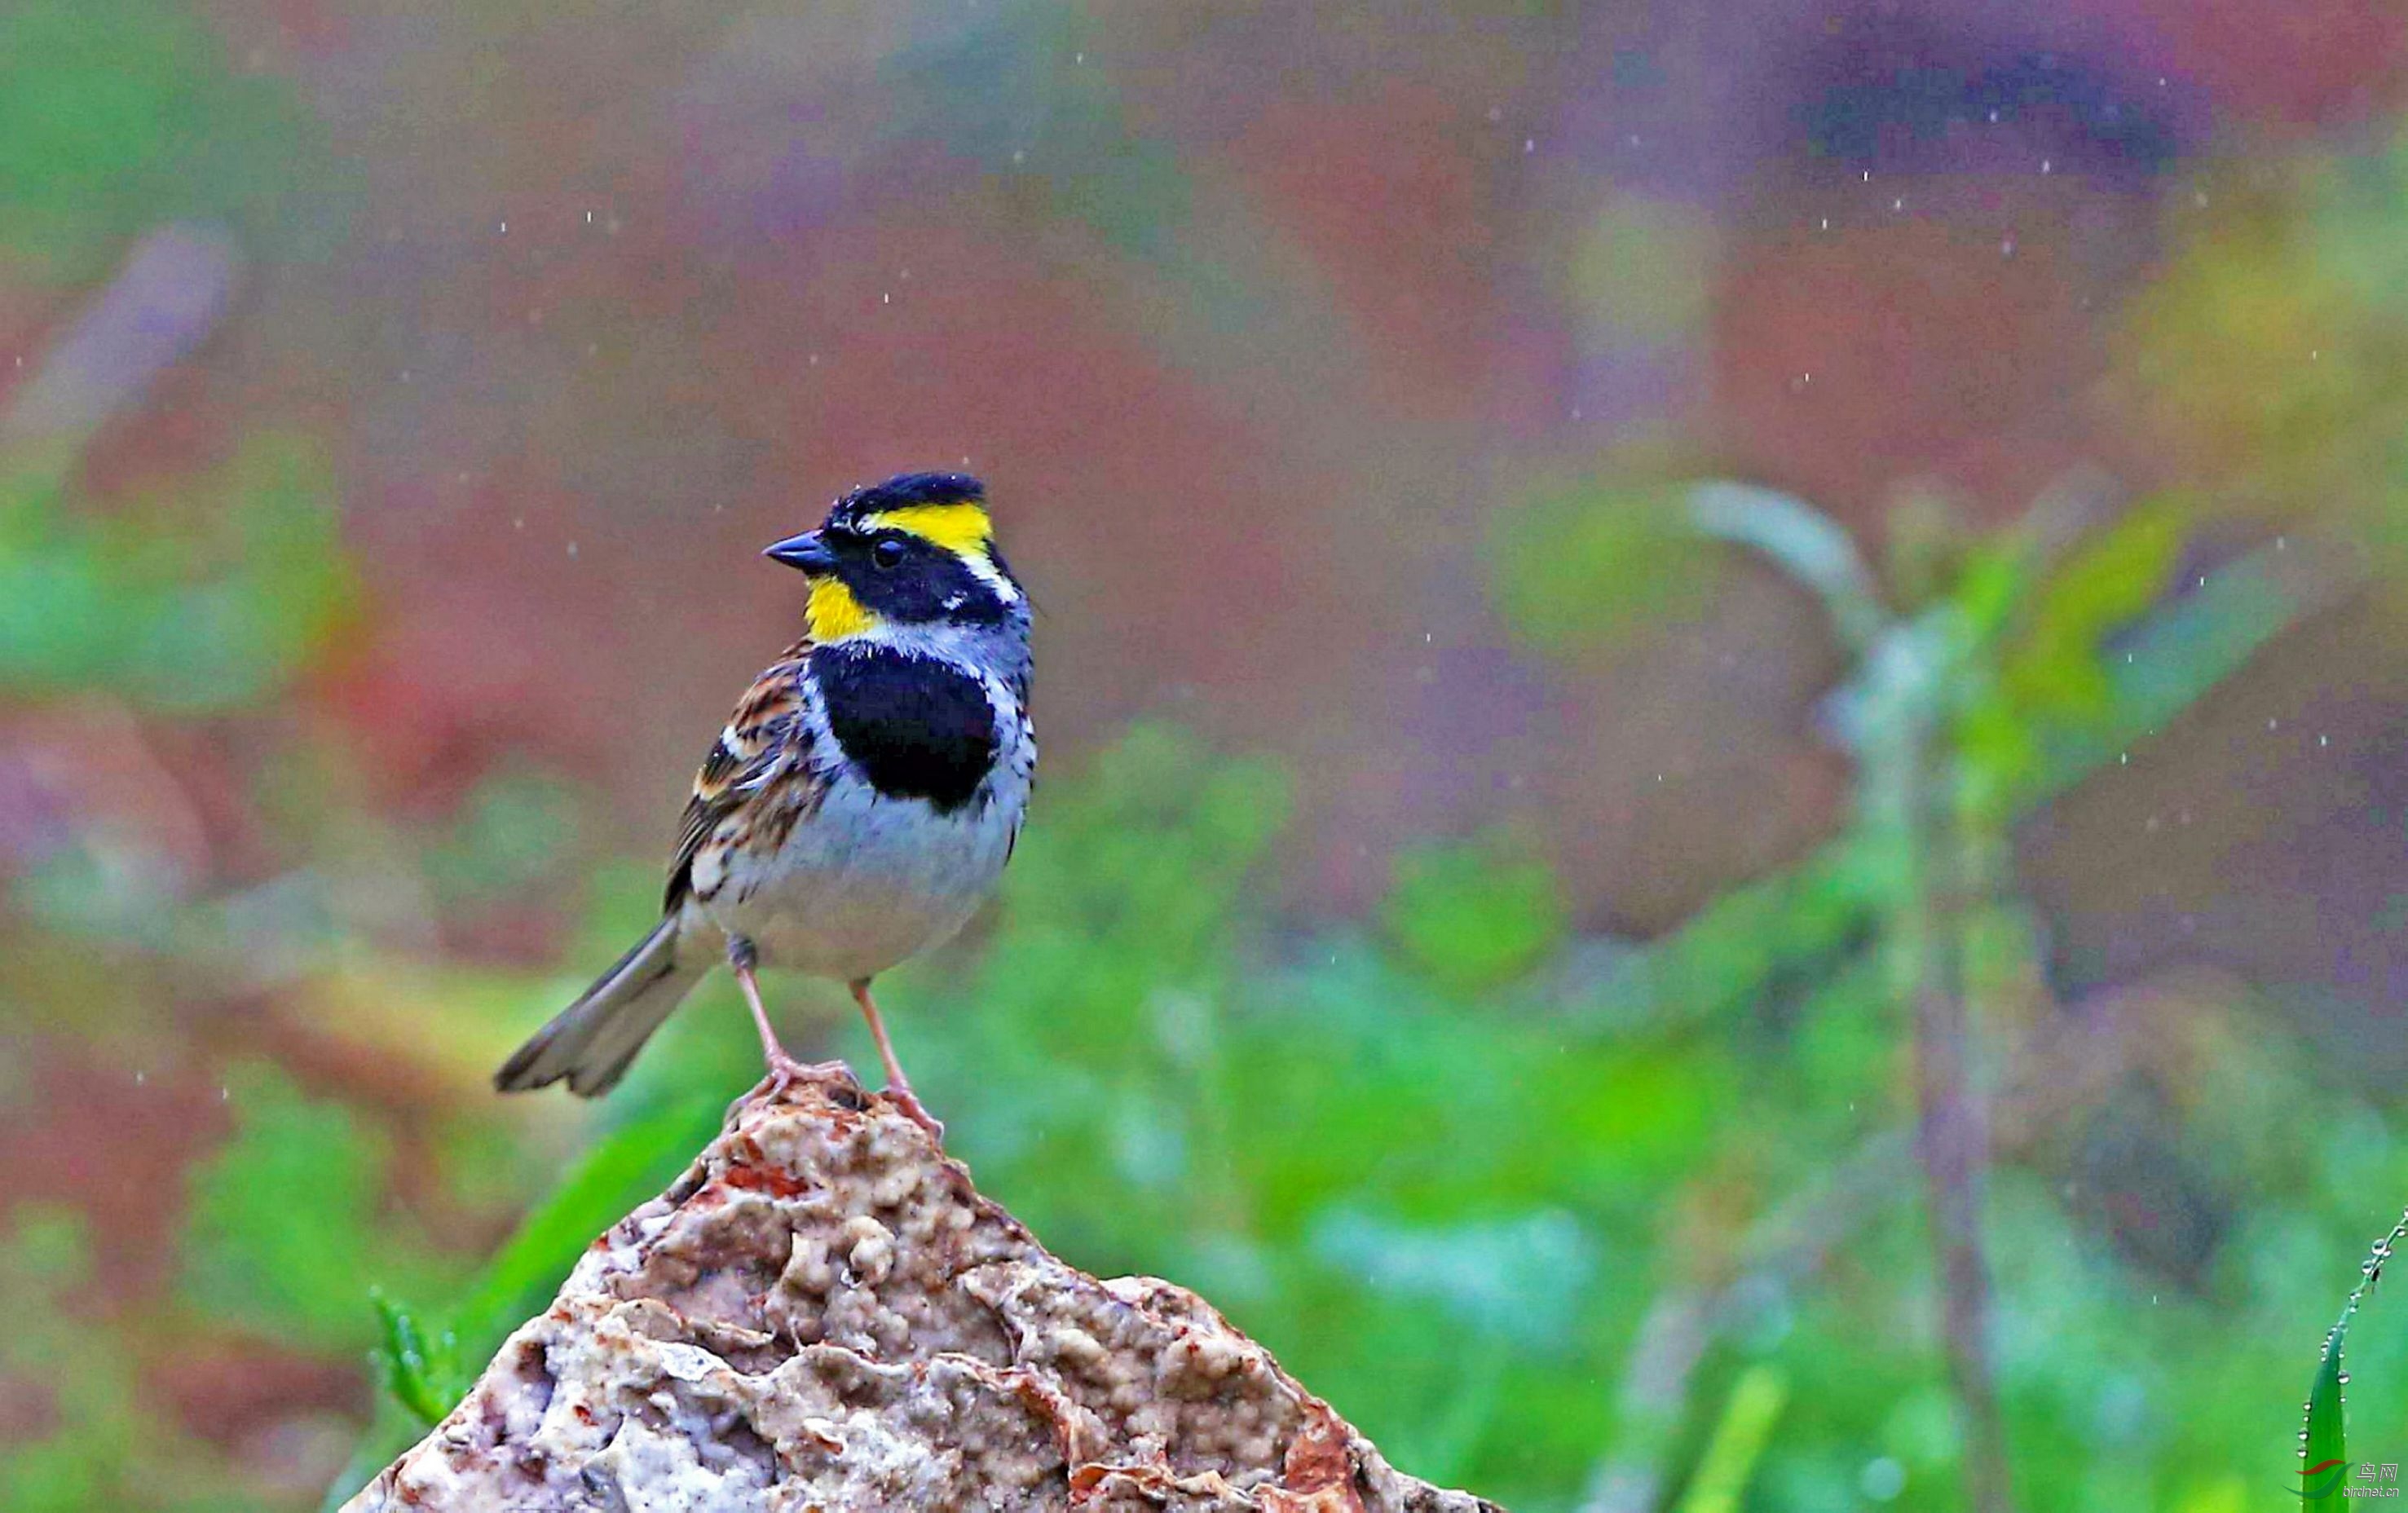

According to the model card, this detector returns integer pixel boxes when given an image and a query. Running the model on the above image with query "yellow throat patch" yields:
[806,576,880,642]
[862,501,993,562]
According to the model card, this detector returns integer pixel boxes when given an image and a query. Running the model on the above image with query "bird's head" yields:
[765,472,1025,646]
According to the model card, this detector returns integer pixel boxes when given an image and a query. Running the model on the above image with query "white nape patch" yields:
[958,548,1021,606]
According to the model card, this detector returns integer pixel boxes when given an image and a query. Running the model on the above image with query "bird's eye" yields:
[871,537,907,571]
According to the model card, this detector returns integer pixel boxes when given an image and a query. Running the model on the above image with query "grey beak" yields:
[764,531,838,572]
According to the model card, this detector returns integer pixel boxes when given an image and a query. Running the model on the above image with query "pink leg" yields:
[730,937,837,1097]
[850,978,942,1140]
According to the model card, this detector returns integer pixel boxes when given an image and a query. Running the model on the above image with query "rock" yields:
[342,1074,1504,1512]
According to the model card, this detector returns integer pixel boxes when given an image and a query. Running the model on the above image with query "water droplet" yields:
[2040,159,2052,174]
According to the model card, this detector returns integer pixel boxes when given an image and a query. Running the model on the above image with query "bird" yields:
[494,471,1034,1136]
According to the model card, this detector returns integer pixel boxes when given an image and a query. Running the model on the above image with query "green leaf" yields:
[2026,537,2350,805]
[2300,1207,2408,1511]
[1678,1365,1791,1513]
[371,1291,460,1429]
[1688,481,1886,652]
[1998,498,2184,726]
[445,1094,725,1360]
[2304,1321,2346,1511]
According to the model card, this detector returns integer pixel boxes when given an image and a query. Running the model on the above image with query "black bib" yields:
[811,645,999,814]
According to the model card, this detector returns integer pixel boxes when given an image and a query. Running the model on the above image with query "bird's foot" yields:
[744,1049,851,1106]
[884,1081,946,1145]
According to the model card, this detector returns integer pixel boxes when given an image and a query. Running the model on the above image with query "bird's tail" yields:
[494,920,706,1096]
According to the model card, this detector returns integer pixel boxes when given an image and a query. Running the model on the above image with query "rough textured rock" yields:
[344,1074,1503,1511]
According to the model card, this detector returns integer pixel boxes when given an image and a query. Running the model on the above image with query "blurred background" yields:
[5,0,2408,1508]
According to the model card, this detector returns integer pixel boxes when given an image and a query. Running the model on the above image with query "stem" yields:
[1907,725,2018,1513]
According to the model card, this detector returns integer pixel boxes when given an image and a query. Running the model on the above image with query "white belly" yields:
[694,764,1026,983]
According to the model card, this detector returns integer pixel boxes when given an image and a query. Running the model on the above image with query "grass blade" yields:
[2301,1206,2408,1509]
[1677,1365,1789,1513]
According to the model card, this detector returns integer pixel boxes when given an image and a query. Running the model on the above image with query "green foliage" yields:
[0,431,356,708]
[1382,832,1567,995]
[422,766,587,904]
[1678,1365,1789,1513]
[265,460,2396,1512]
[2119,124,2408,563]
[180,1061,455,1352]
[1961,498,2185,809]
[0,0,355,280]
[0,1207,248,1512]
[371,1291,459,1429]
[1484,473,1722,655]
[2298,1210,2408,1509]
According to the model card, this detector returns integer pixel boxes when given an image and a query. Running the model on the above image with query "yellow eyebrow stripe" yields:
[862,502,992,558]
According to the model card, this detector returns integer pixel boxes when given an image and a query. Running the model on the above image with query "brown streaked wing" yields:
[664,641,820,911]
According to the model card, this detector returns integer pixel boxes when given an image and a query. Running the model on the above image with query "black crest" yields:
[825,472,986,532]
